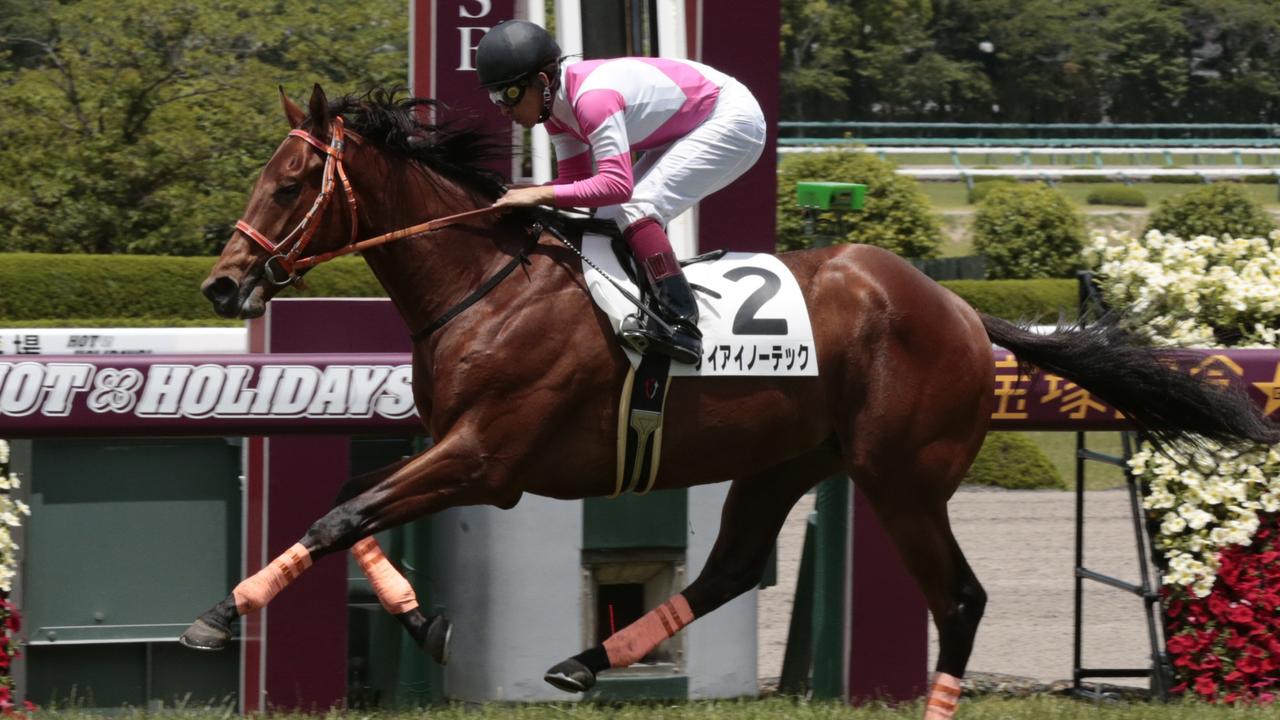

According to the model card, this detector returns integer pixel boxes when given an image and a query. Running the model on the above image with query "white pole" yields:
[522,0,553,183]
[655,0,687,59]
[654,0,697,256]
[553,0,583,63]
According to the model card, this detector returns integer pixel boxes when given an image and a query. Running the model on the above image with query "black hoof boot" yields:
[179,597,237,651]
[400,609,453,665]
[179,617,232,651]
[544,658,597,693]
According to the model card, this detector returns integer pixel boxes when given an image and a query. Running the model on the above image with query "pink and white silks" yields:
[544,57,766,231]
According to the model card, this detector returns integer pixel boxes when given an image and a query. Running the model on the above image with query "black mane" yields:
[327,89,510,200]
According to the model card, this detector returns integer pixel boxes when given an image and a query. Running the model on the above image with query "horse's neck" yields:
[355,163,506,339]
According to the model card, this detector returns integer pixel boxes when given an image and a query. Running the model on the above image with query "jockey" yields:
[476,20,766,365]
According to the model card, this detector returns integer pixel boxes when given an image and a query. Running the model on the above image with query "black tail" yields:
[981,313,1280,450]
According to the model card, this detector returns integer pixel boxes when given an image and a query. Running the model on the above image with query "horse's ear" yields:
[308,83,329,128]
[280,86,305,128]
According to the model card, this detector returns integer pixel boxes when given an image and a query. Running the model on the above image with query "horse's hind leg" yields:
[544,443,841,693]
[854,462,986,720]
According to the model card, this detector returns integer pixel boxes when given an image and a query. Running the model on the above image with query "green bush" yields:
[973,184,1085,279]
[0,254,384,323]
[1086,184,1148,207]
[968,180,1018,204]
[964,432,1065,489]
[0,256,1078,326]
[1146,173,1206,184]
[777,150,941,258]
[941,279,1076,320]
[1144,183,1277,238]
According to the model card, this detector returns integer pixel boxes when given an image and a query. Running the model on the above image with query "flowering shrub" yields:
[1130,442,1280,598]
[1085,229,1280,702]
[1163,513,1280,702]
[0,439,31,716]
[1083,230,1280,349]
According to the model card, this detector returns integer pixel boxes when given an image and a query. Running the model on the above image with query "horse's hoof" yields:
[179,617,231,651]
[424,615,452,665]
[544,658,596,693]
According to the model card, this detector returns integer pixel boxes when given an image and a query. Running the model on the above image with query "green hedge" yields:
[1086,184,1148,207]
[0,254,384,324]
[0,254,1075,326]
[964,432,1065,489]
[968,180,1018,204]
[941,279,1077,320]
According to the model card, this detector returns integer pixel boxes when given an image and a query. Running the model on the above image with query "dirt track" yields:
[758,487,1155,690]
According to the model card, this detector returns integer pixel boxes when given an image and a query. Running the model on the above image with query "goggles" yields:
[488,81,528,108]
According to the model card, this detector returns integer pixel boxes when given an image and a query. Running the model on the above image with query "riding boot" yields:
[617,218,703,365]
[619,275,703,365]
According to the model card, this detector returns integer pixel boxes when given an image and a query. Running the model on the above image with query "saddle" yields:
[528,209,817,495]
[533,209,695,496]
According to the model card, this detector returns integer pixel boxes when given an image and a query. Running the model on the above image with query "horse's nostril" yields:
[203,276,239,306]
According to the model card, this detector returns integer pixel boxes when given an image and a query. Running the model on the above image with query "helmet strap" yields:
[537,73,555,123]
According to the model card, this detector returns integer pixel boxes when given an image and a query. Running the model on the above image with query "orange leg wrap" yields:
[352,537,419,615]
[922,672,962,720]
[232,543,312,615]
[603,594,695,668]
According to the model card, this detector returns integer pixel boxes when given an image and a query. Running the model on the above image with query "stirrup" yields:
[619,314,701,365]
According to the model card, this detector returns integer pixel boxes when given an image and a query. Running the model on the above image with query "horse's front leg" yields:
[179,432,513,653]
[337,455,451,664]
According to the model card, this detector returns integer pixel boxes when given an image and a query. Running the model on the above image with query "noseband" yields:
[234,116,505,287]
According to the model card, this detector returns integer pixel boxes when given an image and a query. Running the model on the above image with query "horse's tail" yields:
[980,313,1280,449]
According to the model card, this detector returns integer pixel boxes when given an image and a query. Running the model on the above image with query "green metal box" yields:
[795,181,867,210]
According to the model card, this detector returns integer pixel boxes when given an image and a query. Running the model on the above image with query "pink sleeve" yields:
[550,152,593,185]
[552,154,633,206]
[551,88,634,207]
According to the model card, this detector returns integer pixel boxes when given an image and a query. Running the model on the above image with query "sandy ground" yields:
[758,487,1156,689]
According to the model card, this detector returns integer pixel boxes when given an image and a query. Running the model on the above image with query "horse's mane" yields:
[327,88,510,200]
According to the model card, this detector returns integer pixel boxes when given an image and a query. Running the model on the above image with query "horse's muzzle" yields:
[202,275,251,319]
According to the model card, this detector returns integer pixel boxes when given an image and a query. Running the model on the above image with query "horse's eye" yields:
[274,183,301,198]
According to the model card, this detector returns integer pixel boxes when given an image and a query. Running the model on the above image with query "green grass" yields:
[31,696,1280,720]
[1024,431,1129,490]
[920,181,1280,211]
[878,150,1280,169]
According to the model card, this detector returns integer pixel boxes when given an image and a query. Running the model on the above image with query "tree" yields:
[1181,0,1280,121]
[780,0,860,121]
[0,0,406,255]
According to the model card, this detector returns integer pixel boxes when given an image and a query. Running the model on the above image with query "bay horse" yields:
[189,85,1279,717]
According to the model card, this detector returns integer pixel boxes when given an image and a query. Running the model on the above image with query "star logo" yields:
[1253,362,1280,418]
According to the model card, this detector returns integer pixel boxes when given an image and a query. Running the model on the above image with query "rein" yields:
[234,117,506,286]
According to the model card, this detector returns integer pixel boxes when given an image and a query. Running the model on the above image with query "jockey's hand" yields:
[492,185,555,210]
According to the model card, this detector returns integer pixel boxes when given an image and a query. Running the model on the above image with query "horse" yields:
[188,85,1280,718]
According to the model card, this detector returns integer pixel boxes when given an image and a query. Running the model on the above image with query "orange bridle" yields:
[234,117,360,286]
[234,116,505,287]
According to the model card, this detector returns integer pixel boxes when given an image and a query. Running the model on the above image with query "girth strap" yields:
[410,227,542,343]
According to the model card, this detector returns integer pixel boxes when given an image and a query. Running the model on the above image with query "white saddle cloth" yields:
[581,234,818,377]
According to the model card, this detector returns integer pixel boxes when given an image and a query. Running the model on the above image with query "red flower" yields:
[1196,674,1219,698]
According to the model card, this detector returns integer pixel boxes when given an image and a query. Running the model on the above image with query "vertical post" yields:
[696,0,779,254]
[847,488,928,703]
[242,300,414,712]
[810,476,848,699]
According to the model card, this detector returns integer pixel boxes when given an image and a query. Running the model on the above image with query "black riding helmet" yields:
[476,20,561,89]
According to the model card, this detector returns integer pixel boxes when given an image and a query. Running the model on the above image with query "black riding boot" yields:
[619,271,703,365]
